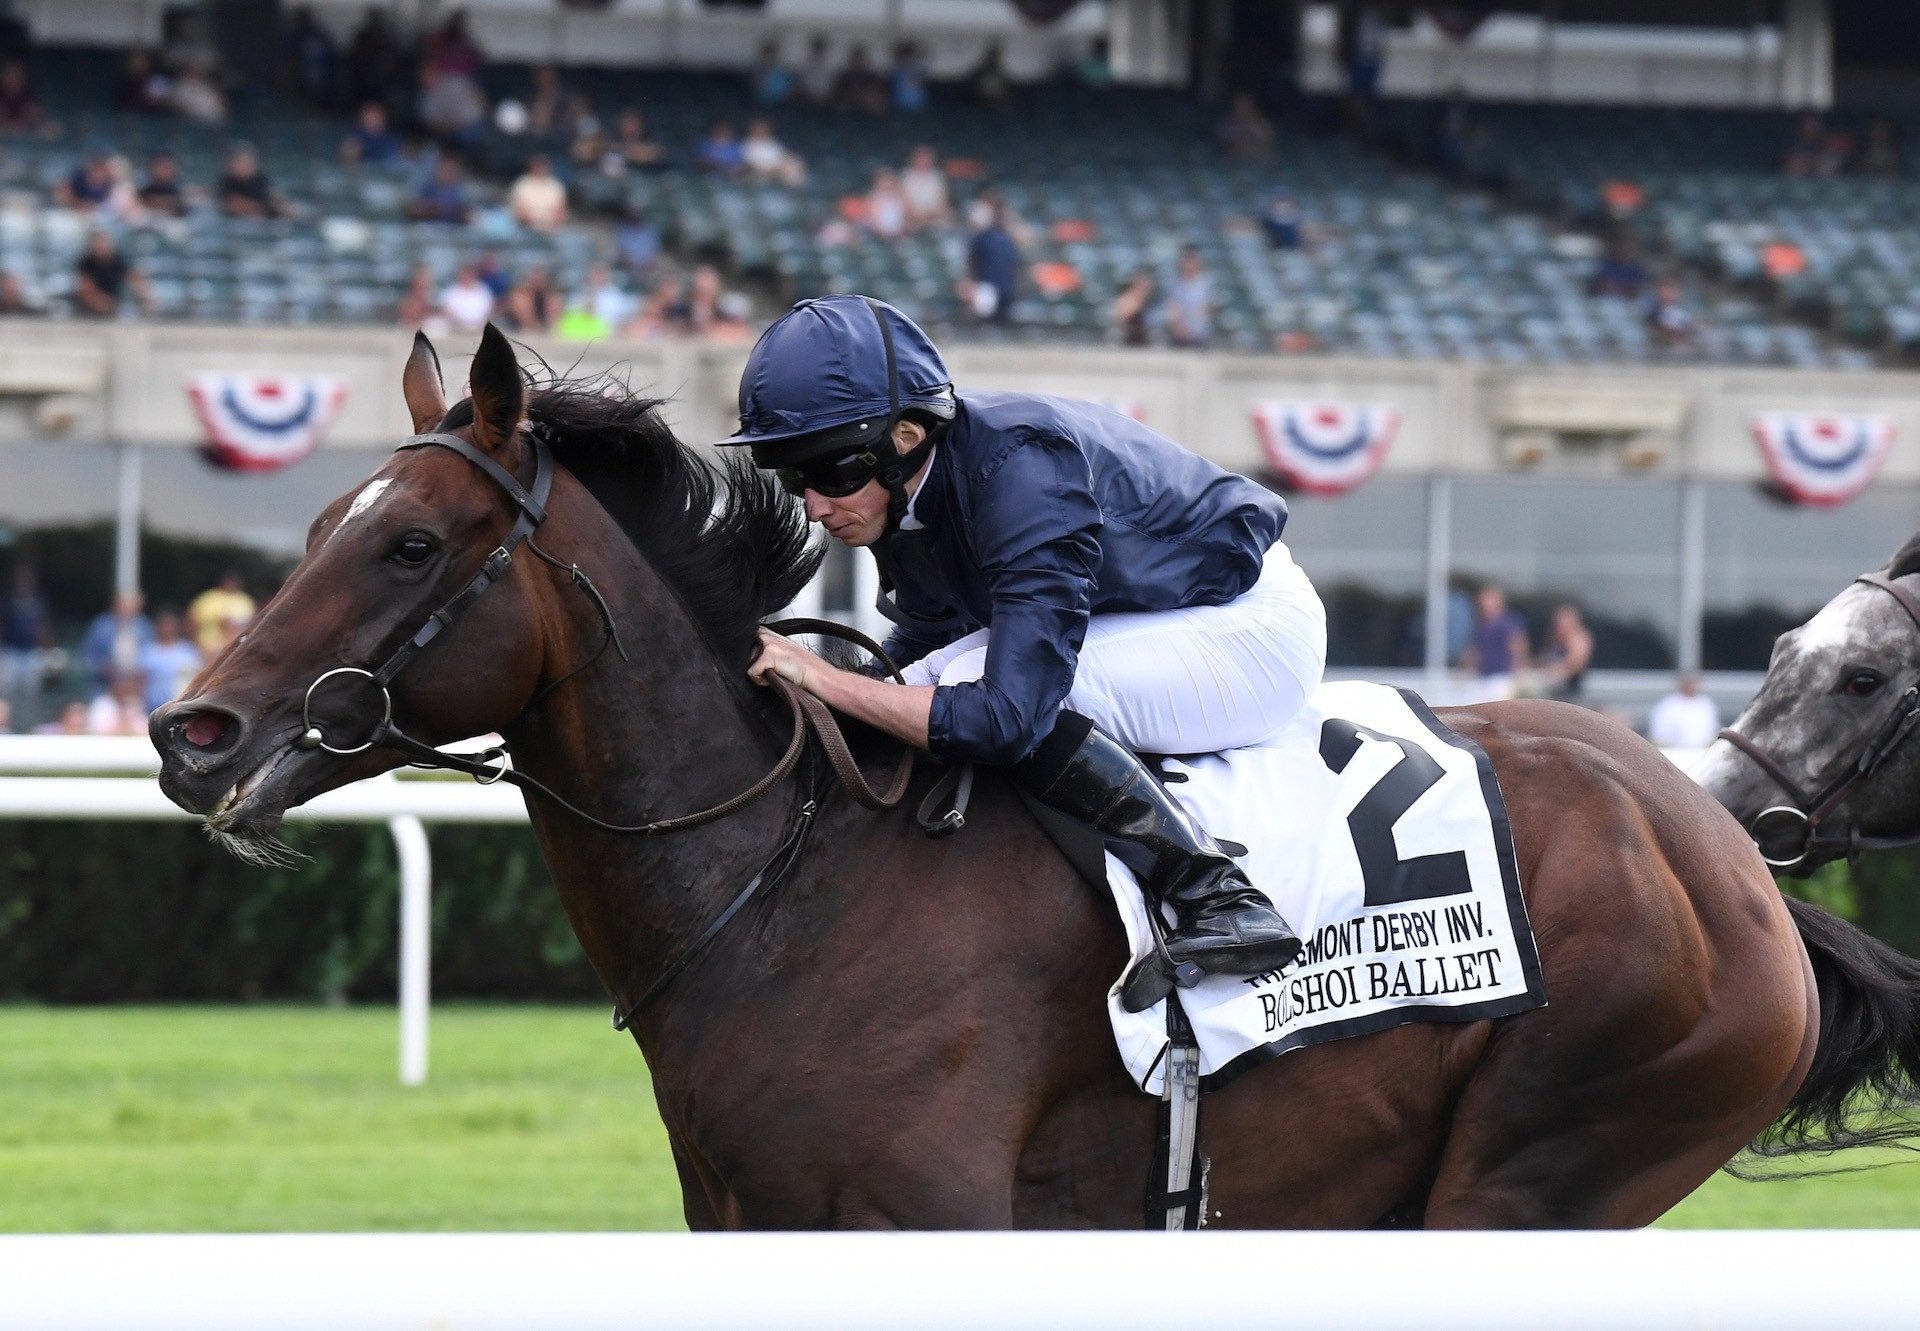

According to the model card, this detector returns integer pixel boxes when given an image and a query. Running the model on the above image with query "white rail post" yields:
[389,812,432,1087]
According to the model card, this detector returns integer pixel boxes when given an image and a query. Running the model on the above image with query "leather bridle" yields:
[286,424,915,1017]
[1718,570,1920,870]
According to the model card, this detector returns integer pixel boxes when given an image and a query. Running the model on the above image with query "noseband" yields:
[1718,570,1920,869]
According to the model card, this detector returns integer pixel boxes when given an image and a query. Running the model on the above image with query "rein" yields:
[1719,570,1920,869]
[289,425,921,1018]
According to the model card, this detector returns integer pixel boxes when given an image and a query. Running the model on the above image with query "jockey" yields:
[727,296,1326,990]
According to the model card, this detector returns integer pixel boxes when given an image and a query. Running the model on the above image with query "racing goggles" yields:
[775,445,887,499]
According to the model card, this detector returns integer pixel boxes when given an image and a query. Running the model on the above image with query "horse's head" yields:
[152,325,555,843]
[1697,552,1920,872]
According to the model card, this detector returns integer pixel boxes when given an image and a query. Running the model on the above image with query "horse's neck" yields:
[502,527,796,1035]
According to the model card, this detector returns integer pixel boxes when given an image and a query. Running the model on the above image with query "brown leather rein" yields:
[1717,570,1920,870]
[286,426,922,1021]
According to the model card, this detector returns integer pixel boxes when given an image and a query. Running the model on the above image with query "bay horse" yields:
[149,326,1898,1226]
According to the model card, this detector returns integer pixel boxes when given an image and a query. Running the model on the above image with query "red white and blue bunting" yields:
[1252,400,1400,496]
[1751,411,1895,507]
[189,373,349,473]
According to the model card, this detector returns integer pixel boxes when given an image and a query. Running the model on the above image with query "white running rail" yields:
[0,1230,1911,1329]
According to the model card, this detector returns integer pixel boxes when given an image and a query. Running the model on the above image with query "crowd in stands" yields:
[0,565,251,737]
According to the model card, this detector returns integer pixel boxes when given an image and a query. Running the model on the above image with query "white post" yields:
[389,812,432,1087]
[114,444,142,598]
[1677,478,1706,676]
[1423,473,1453,696]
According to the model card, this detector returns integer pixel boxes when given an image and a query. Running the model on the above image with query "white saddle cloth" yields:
[1108,681,1546,1095]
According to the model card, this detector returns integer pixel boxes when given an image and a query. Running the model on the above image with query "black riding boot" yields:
[1015,711,1303,989]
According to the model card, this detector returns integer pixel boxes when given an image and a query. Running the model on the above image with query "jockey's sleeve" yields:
[926,433,1102,766]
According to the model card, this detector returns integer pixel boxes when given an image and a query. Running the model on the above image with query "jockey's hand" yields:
[749,627,826,692]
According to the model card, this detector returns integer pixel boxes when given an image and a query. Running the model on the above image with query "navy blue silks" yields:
[876,391,1288,766]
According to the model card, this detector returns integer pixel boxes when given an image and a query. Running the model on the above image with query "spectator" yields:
[1339,3,1386,111]
[341,100,403,166]
[1110,268,1156,347]
[560,92,600,147]
[1217,93,1274,161]
[966,42,1012,109]
[627,274,683,339]
[439,261,494,332]
[503,264,559,333]
[424,11,483,79]
[397,263,437,329]
[615,204,661,275]
[526,64,565,137]
[508,154,568,231]
[284,6,340,108]
[578,262,637,330]
[797,35,836,106]
[665,263,743,339]
[1783,113,1828,178]
[344,8,406,113]
[137,151,188,216]
[1460,584,1529,701]
[1647,277,1697,353]
[0,58,43,132]
[1538,603,1593,704]
[113,50,171,115]
[611,109,667,173]
[34,700,90,736]
[1647,674,1721,750]
[407,155,471,223]
[419,64,488,150]
[73,230,149,318]
[1162,244,1214,348]
[87,670,149,736]
[864,168,908,241]
[0,697,10,734]
[0,269,38,315]
[1261,187,1304,250]
[963,192,1020,321]
[751,39,795,107]
[1588,235,1648,300]
[899,145,950,228]
[218,145,289,220]
[834,46,888,117]
[1072,36,1112,87]
[169,58,227,125]
[139,608,202,713]
[82,591,153,690]
[890,42,930,113]
[0,563,48,698]
[57,152,115,214]
[99,153,146,225]
[186,572,254,656]
[694,120,745,177]
[475,251,512,302]
[554,292,612,342]
[740,118,804,187]
[568,115,607,175]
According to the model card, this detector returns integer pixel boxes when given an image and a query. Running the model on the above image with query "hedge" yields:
[4,816,1920,1004]
[0,821,599,1004]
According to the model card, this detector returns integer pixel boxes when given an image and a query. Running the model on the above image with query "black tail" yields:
[1739,895,1920,1172]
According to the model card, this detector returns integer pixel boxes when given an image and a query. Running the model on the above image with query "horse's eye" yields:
[390,534,436,567]
[1843,670,1885,698]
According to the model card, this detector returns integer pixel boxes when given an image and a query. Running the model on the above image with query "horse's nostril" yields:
[179,711,235,752]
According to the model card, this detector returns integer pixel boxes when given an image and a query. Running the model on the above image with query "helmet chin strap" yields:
[877,431,936,537]
[858,294,935,539]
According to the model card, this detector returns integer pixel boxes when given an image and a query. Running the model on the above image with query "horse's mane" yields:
[442,369,822,669]
[1887,531,1920,582]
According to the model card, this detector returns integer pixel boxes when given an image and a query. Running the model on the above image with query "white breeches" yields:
[902,542,1328,755]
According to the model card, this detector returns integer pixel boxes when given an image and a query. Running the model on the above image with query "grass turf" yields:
[0,1006,1916,1231]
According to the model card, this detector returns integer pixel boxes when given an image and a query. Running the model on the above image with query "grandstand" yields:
[2,0,1919,738]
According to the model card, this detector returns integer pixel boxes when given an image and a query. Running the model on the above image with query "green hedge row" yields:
[5,815,1920,1004]
[0,821,600,1003]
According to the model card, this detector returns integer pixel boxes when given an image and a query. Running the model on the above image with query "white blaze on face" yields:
[330,478,393,544]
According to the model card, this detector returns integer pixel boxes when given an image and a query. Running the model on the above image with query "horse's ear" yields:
[468,323,525,455]
[401,331,447,434]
